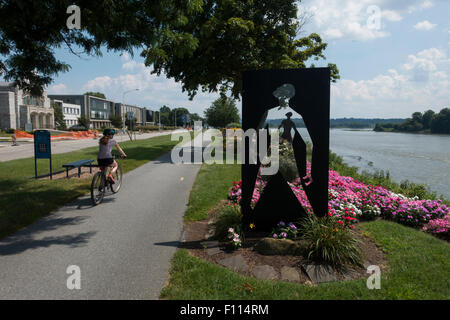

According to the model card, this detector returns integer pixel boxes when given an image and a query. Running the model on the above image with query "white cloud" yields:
[48,83,68,94]
[82,56,220,114]
[407,0,434,13]
[300,0,436,41]
[414,20,437,31]
[381,10,402,22]
[331,48,450,117]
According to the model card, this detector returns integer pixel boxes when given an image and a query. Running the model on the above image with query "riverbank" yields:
[373,127,450,135]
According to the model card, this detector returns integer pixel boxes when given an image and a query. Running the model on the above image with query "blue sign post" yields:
[34,130,52,179]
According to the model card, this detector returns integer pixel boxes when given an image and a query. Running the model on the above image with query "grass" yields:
[0,134,179,239]
[184,163,241,221]
[162,149,450,299]
[161,220,449,299]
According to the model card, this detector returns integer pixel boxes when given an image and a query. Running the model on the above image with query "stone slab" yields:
[302,264,337,284]
[252,265,278,280]
[218,255,249,273]
[280,266,300,282]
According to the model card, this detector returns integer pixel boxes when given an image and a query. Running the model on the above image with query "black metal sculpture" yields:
[241,68,330,230]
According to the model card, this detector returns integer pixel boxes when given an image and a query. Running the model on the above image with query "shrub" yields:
[211,203,243,241]
[226,122,242,128]
[299,215,363,267]
[422,216,450,239]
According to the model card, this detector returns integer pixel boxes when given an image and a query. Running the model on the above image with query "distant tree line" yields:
[374,108,450,134]
[265,118,405,129]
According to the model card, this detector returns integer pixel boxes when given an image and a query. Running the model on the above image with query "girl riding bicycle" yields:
[98,128,127,183]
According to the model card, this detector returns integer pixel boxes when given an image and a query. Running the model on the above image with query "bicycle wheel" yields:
[110,163,122,193]
[91,172,106,205]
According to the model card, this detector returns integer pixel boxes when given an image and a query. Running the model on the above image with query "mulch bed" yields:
[181,205,388,285]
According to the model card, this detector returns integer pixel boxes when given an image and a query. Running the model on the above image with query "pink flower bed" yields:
[229,163,450,237]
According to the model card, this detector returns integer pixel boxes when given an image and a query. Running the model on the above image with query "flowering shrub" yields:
[271,221,298,240]
[227,227,242,249]
[423,216,450,237]
[228,161,450,239]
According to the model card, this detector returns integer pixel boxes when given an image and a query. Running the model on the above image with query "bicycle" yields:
[90,152,125,205]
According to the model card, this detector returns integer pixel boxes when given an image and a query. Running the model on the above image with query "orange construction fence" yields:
[14,130,99,140]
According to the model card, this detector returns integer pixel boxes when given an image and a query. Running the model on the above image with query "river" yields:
[296,128,450,199]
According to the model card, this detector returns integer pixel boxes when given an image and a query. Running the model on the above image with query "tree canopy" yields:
[204,96,240,128]
[85,92,106,99]
[0,0,339,98]
[374,108,450,134]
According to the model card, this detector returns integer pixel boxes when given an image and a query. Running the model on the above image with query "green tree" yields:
[52,102,66,130]
[0,0,202,96]
[146,0,340,98]
[85,92,106,99]
[109,114,123,128]
[0,1,338,98]
[78,115,90,129]
[125,117,137,130]
[422,109,435,130]
[204,96,240,128]
[431,108,450,134]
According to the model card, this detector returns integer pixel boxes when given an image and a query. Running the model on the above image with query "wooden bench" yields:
[62,159,95,178]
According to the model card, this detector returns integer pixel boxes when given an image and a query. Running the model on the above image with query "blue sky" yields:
[40,0,450,118]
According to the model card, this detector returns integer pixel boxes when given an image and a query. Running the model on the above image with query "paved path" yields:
[0,136,206,299]
[0,131,176,162]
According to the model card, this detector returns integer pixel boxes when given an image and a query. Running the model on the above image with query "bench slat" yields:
[62,159,94,168]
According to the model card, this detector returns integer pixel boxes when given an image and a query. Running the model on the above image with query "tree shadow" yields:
[0,231,97,256]
[154,240,209,249]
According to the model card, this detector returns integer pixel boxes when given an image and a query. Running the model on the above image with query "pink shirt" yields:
[98,138,116,159]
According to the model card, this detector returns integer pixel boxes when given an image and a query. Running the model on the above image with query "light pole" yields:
[122,88,139,140]
[122,89,139,127]
[174,109,177,127]
[158,110,161,131]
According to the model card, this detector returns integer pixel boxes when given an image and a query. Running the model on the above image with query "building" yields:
[48,94,115,129]
[0,82,54,130]
[114,103,148,126]
[52,99,81,128]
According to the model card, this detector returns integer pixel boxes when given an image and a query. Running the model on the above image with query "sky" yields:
[40,0,450,119]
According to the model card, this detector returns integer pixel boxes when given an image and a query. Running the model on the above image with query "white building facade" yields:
[53,100,81,128]
[0,82,54,130]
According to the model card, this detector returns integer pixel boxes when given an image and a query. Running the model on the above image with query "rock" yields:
[302,264,337,284]
[206,247,222,256]
[342,268,360,280]
[280,266,300,282]
[200,241,219,249]
[200,241,222,255]
[218,255,249,272]
[254,238,304,256]
[252,265,278,280]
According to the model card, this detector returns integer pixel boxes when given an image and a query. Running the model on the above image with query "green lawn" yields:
[161,220,449,299]
[0,134,179,239]
[161,154,450,300]
[184,163,241,221]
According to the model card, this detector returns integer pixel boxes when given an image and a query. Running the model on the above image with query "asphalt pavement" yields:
[0,135,207,299]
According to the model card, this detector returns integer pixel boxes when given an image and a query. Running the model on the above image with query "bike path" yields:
[0,138,206,299]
